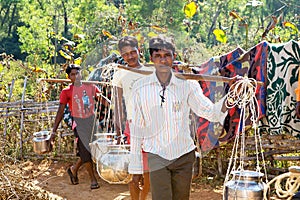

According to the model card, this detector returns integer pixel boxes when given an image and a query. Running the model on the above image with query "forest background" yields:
[0,0,299,102]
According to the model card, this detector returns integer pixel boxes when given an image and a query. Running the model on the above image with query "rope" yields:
[223,76,268,199]
[264,172,300,200]
[100,63,119,80]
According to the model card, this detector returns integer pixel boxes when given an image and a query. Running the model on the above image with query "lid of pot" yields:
[95,132,117,137]
[107,144,130,150]
[33,136,50,142]
[231,170,264,178]
[33,131,51,138]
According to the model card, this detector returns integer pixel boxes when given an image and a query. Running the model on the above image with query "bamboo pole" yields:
[19,76,27,158]
[4,79,15,139]
[38,64,264,85]
[37,78,111,85]
[117,64,264,85]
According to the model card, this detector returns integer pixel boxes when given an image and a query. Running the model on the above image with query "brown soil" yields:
[35,159,223,200]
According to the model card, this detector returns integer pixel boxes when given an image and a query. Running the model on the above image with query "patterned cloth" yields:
[262,40,300,137]
[192,47,245,151]
[220,41,268,144]
[197,40,300,149]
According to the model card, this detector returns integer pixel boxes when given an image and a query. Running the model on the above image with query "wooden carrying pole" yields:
[38,78,111,85]
[118,64,264,85]
[38,64,264,86]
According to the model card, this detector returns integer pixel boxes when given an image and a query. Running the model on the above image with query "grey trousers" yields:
[147,150,195,200]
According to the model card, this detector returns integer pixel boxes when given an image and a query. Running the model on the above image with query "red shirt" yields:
[60,84,100,118]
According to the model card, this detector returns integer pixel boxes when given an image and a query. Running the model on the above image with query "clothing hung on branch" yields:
[191,47,245,151]
[262,40,300,136]
[193,40,300,150]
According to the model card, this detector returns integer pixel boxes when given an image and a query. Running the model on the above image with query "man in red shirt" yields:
[51,64,100,189]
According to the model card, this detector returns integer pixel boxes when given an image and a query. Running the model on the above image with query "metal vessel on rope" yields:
[225,170,266,200]
[96,144,132,184]
[223,77,269,200]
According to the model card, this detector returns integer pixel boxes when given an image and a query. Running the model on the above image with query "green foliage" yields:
[0,0,298,99]
[0,0,298,66]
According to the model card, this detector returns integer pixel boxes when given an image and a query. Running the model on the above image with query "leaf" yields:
[118,15,126,24]
[102,30,117,40]
[283,21,299,34]
[135,33,143,43]
[229,10,244,22]
[74,57,82,65]
[74,34,85,40]
[147,32,158,38]
[102,30,113,38]
[59,50,72,60]
[128,20,138,30]
[150,25,167,33]
[213,29,227,43]
[81,69,89,78]
[32,67,46,73]
[184,2,198,18]
[121,28,127,36]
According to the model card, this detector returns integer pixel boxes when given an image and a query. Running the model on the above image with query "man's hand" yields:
[131,174,144,190]
[228,75,243,88]
[50,131,56,150]
[296,101,300,119]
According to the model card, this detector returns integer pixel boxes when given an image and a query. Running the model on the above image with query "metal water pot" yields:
[32,131,52,154]
[97,144,132,184]
[90,133,115,162]
[225,170,266,200]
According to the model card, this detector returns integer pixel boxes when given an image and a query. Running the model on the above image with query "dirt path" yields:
[35,159,223,200]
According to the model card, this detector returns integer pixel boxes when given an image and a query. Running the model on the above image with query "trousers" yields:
[147,150,195,200]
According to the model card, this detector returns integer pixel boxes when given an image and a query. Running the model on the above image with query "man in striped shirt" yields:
[129,35,229,199]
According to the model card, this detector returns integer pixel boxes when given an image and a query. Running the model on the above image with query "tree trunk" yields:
[1,3,11,28]
[7,3,17,37]
[62,0,68,36]
[207,3,222,43]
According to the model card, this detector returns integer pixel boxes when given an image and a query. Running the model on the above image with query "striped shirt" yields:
[128,71,227,174]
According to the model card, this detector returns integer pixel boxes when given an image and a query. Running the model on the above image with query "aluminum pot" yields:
[224,170,266,200]
[32,131,52,154]
[90,133,116,162]
[97,144,132,184]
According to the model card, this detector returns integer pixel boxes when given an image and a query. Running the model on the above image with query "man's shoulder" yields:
[132,74,154,90]
[140,65,154,72]
[61,84,73,92]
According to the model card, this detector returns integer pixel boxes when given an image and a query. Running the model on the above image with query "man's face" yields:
[120,46,139,68]
[68,69,81,83]
[150,49,175,73]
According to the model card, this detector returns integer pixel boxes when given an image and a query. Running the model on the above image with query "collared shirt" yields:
[128,71,227,174]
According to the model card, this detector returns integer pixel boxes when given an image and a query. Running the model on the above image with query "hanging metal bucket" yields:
[32,131,52,154]
[224,170,266,200]
[97,144,132,184]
